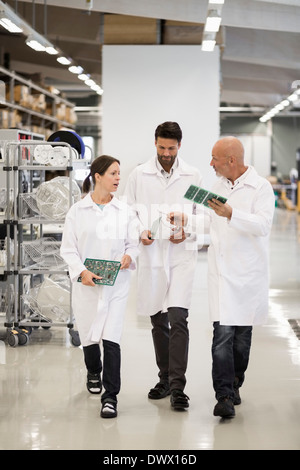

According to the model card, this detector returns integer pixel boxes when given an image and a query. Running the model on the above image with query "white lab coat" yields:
[60,193,139,346]
[188,166,275,326]
[124,156,203,316]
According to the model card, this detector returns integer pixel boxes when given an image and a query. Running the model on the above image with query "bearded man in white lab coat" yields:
[124,121,203,411]
[169,136,275,418]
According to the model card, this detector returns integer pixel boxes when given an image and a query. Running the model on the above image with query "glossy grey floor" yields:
[0,208,299,450]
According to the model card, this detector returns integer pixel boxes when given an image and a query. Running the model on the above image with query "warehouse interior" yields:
[0,0,299,452]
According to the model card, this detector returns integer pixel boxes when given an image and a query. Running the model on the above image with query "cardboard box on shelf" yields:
[0,80,5,101]
[45,85,60,96]
[6,84,30,105]
[0,109,22,128]
[65,107,77,124]
[0,109,9,128]
[10,110,22,127]
[32,126,46,136]
[56,103,66,120]
[32,94,46,112]
[45,102,54,116]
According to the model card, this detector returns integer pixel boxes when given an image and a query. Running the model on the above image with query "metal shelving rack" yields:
[0,129,44,343]
[2,138,89,347]
[0,65,76,134]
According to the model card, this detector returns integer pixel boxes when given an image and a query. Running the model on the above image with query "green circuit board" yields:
[184,185,199,201]
[184,185,227,208]
[77,258,121,286]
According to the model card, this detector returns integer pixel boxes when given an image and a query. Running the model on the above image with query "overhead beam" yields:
[222,0,300,33]
[223,27,300,69]
[222,60,300,83]
[221,89,283,107]
[222,77,292,95]
[15,0,300,32]
[9,0,208,24]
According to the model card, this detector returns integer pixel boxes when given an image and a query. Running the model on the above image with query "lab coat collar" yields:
[80,192,94,207]
[142,156,195,177]
[236,165,260,188]
[222,165,260,190]
[79,192,123,210]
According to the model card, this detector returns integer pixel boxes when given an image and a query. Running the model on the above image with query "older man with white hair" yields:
[169,136,275,418]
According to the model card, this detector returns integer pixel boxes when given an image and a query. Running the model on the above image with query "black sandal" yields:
[86,372,102,394]
[100,399,118,418]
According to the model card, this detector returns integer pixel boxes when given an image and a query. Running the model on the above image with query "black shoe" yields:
[100,399,117,418]
[87,372,102,394]
[233,387,241,405]
[148,382,170,399]
[213,396,235,418]
[170,389,189,410]
[233,377,241,405]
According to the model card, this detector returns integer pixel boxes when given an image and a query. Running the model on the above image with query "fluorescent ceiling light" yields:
[209,0,225,4]
[275,104,284,111]
[78,73,90,81]
[45,46,58,55]
[0,18,23,33]
[68,65,84,74]
[0,1,103,96]
[202,39,216,52]
[26,38,46,52]
[57,56,71,65]
[90,84,101,91]
[288,93,298,101]
[0,1,60,57]
[0,1,24,33]
[204,11,222,32]
[204,16,221,32]
[259,90,300,122]
[27,36,59,54]
[85,79,96,87]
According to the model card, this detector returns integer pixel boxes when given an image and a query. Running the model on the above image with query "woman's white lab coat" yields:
[60,193,139,346]
[190,166,275,326]
[124,156,203,317]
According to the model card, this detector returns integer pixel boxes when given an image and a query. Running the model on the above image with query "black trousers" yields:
[150,307,189,391]
[83,340,121,402]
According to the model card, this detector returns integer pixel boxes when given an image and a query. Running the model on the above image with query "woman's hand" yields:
[80,269,102,286]
[120,254,132,270]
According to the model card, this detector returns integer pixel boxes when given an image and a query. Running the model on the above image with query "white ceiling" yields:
[1,0,300,115]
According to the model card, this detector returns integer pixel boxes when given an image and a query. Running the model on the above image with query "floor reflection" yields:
[0,208,299,450]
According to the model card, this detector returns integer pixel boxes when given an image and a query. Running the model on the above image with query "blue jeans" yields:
[212,322,252,400]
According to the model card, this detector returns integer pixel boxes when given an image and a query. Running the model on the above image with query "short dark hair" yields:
[82,155,120,193]
[155,121,182,143]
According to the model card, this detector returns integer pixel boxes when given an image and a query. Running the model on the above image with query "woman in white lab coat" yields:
[60,155,139,418]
